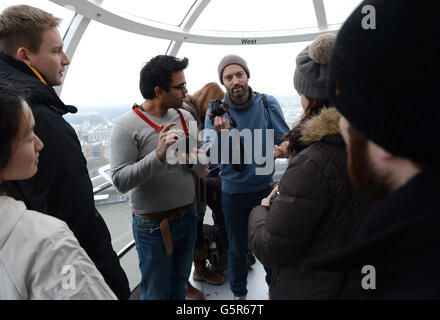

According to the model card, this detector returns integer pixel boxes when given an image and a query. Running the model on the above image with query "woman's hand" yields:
[274,141,290,158]
[261,185,279,207]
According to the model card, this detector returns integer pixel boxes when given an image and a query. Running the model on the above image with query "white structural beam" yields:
[53,0,103,95]
[51,0,339,46]
[313,0,328,30]
[54,13,91,95]
[166,0,212,56]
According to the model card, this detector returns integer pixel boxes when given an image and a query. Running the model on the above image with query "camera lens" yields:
[208,99,229,117]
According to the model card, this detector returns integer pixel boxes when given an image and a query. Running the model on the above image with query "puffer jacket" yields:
[0,196,117,300]
[248,107,373,299]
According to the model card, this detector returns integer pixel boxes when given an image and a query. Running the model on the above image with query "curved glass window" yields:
[61,20,170,109]
[100,0,196,26]
[192,0,318,32]
[324,0,363,26]
[180,41,307,115]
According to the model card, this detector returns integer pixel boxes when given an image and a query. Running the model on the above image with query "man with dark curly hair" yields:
[110,55,209,300]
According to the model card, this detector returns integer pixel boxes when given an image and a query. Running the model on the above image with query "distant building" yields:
[88,128,112,143]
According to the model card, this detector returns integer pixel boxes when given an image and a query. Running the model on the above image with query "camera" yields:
[208,99,229,118]
[270,191,280,203]
[173,132,196,155]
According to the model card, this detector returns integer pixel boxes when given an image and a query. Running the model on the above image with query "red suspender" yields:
[175,108,189,134]
[133,105,188,134]
[133,107,163,131]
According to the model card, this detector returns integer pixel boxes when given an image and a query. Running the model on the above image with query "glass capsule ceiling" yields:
[0,0,363,103]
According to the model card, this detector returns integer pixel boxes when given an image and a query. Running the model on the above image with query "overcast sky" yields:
[0,0,362,108]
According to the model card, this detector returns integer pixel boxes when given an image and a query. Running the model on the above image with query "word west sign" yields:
[241,38,257,45]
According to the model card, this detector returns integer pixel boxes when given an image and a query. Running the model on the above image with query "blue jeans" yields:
[132,205,197,300]
[222,188,271,297]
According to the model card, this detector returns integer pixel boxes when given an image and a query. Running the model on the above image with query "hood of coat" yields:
[299,107,341,145]
[181,94,200,124]
[0,53,77,115]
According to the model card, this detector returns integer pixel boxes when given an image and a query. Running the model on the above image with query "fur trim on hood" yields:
[299,107,341,145]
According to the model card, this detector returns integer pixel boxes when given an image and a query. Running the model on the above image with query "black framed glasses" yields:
[168,83,187,91]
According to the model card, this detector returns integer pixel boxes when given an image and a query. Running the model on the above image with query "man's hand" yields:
[190,149,210,178]
[179,148,210,178]
[195,165,210,179]
[156,122,181,162]
[274,141,290,158]
[208,112,230,132]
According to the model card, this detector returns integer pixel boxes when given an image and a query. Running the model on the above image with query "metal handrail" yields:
[92,179,135,260]
[117,239,136,259]
[93,158,289,260]
[92,181,112,194]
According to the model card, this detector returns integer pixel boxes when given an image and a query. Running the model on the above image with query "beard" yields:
[346,125,392,200]
[227,83,248,99]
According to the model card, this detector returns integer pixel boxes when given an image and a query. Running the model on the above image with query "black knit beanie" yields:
[328,0,440,165]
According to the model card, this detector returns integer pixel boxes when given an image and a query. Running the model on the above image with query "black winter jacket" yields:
[0,53,130,299]
[304,168,440,299]
[248,107,372,299]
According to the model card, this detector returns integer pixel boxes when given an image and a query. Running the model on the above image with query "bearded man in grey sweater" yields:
[110,55,208,300]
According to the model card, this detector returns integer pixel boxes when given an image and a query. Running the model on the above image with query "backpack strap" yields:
[261,93,269,110]
[260,93,272,129]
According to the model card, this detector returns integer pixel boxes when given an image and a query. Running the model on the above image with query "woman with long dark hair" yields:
[0,81,116,299]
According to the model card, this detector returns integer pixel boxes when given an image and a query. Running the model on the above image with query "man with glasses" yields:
[110,55,209,300]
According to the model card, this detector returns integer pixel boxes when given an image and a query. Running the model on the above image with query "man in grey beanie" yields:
[304,0,440,299]
[203,54,289,299]
[217,54,250,85]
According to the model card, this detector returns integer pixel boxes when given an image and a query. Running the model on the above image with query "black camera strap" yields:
[225,112,246,172]
[230,94,270,172]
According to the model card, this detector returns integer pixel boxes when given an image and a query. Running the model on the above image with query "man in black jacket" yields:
[304,0,440,298]
[0,5,130,299]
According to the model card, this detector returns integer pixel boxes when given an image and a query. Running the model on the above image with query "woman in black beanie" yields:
[248,34,373,299]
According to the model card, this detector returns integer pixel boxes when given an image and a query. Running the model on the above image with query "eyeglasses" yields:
[168,83,187,91]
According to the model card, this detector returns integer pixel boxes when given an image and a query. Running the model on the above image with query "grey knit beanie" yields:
[293,33,335,100]
[218,54,250,84]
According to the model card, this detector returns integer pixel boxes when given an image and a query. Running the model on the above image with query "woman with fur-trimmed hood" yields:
[248,34,373,299]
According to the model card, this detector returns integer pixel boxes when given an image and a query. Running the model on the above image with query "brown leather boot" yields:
[186,281,203,300]
[193,258,225,285]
